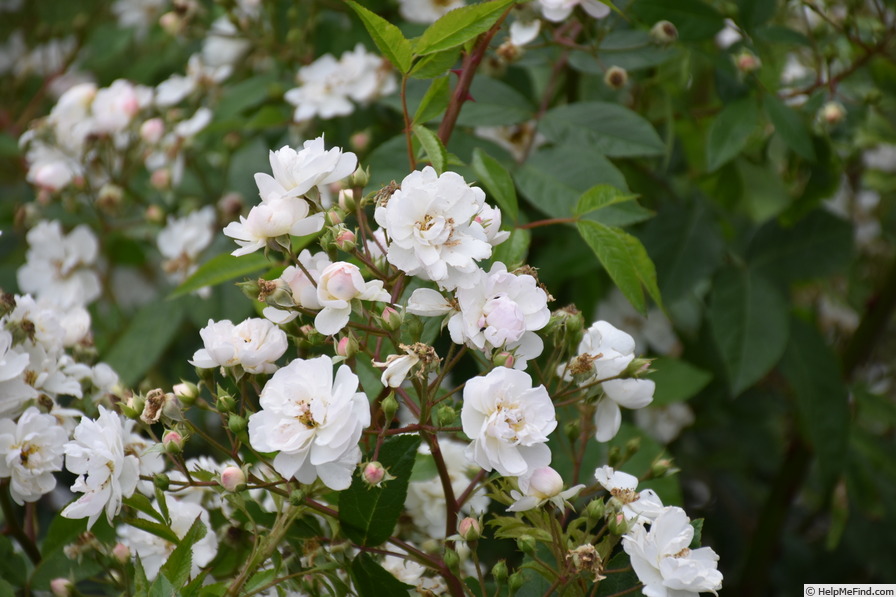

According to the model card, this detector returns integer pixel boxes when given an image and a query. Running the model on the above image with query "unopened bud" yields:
[443,547,460,571]
[625,357,653,376]
[564,420,580,443]
[159,11,184,35]
[348,166,370,189]
[111,542,130,564]
[334,227,356,252]
[381,393,399,421]
[173,380,199,404]
[289,488,306,507]
[154,473,170,491]
[228,414,248,434]
[338,189,357,211]
[492,560,508,583]
[608,445,623,467]
[493,351,515,368]
[220,466,246,492]
[237,279,261,301]
[517,535,536,555]
[380,306,402,331]
[362,461,387,486]
[162,431,183,453]
[625,437,641,459]
[584,498,605,521]
[819,101,845,126]
[150,168,171,190]
[604,66,628,90]
[497,40,523,62]
[140,118,165,144]
[650,20,678,44]
[734,49,761,73]
[350,132,370,153]
[336,335,359,358]
[216,392,236,413]
[50,578,73,597]
[458,517,482,541]
[326,209,344,226]
[437,404,457,427]
[527,467,564,499]
[145,204,164,224]
[608,512,629,535]
[651,458,674,477]
[508,570,526,594]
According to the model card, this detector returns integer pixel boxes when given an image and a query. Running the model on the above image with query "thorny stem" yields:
[437,5,513,145]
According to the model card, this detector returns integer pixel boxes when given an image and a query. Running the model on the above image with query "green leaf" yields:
[576,220,663,315]
[630,0,725,41]
[455,75,534,127]
[413,123,448,173]
[124,493,167,525]
[765,94,816,161]
[414,0,515,56]
[409,48,461,78]
[746,209,853,285]
[345,1,413,73]
[170,252,270,298]
[350,553,415,597]
[706,98,760,172]
[574,185,638,217]
[515,145,630,222]
[355,353,385,399]
[709,267,790,396]
[414,76,451,124]
[540,102,665,157]
[339,435,422,546]
[0,535,27,588]
[690,519,705,548]
[148,572,176,597]
[488,516,552,542]
[779,317,850,489]
[121,516,182,545]
[471,148,518,222]
[639,200,724,303]
[102,297,187,387]
[595,552,639,596]
[648,357,713,405]
[159,516,208,589]
[491,228,530,269]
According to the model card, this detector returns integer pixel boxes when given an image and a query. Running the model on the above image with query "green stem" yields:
[226,503,302,597]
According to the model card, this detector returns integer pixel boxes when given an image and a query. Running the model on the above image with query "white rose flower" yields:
[578,320,637,379]
[374,345,421,388]
[285,54,355,122]
[158,206,216,281]
[539,0,609,22]
[17,221,101,310]
[314,262,390,335]
[248,355,371,490]
[635,402,695,444]
[223,195,324,257]
[190,318,288,374]
[461,367,556,477]
[398,0,465,24]
[262,250,333,324]
[259,136,357,201]
[374,167,495,290]
[622,506,723,597]
[90,79,151,134]
[0,406,68,504]
[448,262,550,368]
[594,465,664,524]
[62,406,141,528]
[338,44,397,104]
[117,496,218,581]
[0,332,38,420]
[595,378,655,442]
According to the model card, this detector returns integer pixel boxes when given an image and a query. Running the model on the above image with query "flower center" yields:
[414,214,453,245]
[610,488,639,504]
[671,547,691,559]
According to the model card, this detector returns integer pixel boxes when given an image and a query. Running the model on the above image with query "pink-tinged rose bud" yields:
[336,335,358,358]
[334,228,356,252]
[326,209,344,226]
[338,189,356,211]
[150,168,171,190]
[50,578,72,597]
[350,131,370,152]
[162,430,183,452]
[608,512,629,535]
[220,466,246,492]
[493,351,515,368]
[159,11,183,35]
[140,118,165,144]
[381,306,402,331]
[173,381,199,402]
[112,542,130,564]
[458,517,482,541]
[145,204,164,224]
[734,50,761,73]
[528,466,564,499]
[362,461,386,486]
